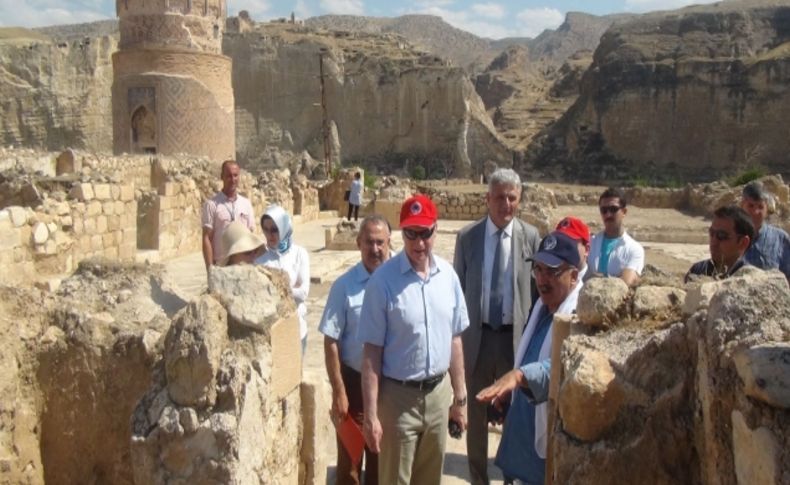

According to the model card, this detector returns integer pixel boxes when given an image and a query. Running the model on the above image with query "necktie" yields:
[489,229,505,329]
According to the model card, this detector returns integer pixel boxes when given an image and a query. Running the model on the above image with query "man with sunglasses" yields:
[201,160,255,270]
[685,206,754,282]
[360,194,469,484]
[453,168,540,485]
[587,187,644,286]
[477,231,581,485]
[740,182,790,280]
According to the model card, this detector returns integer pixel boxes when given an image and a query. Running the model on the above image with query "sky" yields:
[0,0,719,39]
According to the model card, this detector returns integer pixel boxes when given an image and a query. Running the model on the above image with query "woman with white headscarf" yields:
[255,204,311,353]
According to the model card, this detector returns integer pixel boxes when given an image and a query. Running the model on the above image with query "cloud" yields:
[293,0,312,19]
[470,3,505,20]
[228,0,271,19]
[319,0,365,15]
[623,0,719,13]
[0,0,111,28]
[407,5,510,39]
[515,7,564,38]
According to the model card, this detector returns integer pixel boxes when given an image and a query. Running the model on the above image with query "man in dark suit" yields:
[453,168,541,485]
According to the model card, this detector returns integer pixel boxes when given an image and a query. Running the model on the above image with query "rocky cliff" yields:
[0,25,116,152]
[527,0,790,183]
[225,22,510,177]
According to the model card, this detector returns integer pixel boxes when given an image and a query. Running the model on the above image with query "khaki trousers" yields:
[378,374,451,485]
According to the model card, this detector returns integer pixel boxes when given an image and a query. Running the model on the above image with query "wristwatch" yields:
[453,396,467,407]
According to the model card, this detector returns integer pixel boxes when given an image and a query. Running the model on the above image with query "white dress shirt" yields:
[481,217,514,325]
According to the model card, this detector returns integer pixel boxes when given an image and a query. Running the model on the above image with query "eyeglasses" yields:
[599,205,622,215]
[531,264,571,279]
[708,228,734,242]
[403,226,436,241]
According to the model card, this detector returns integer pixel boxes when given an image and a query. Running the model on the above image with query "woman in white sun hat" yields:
[219,220,266,266]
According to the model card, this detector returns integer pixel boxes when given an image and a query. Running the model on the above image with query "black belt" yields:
[482,323,513,333]
[386,373,445,391]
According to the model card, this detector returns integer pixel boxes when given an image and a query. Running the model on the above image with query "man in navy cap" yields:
[476,231,582,485]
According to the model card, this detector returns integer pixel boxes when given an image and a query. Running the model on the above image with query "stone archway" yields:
[131,105,157,154]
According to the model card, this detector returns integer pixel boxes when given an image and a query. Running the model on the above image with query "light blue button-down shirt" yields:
[358,251,470,381]
[318,262,370,372]
[744,223,790,279]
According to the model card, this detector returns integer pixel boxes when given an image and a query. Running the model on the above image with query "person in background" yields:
[218,221,266,266]
[360,194,469,485]
[201,160,255,270]
[255,204,310,353]
[453,168,540,485]
[477,231,582,485]
[348,172,363,222]
[319,215,392,485]
[685,205,754,282]
[555,216,591,282]
[740,181,790,280]
[587,187,644,286]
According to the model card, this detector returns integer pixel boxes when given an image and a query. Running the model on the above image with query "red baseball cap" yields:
[400,194,437,228]
[555,216,590,245]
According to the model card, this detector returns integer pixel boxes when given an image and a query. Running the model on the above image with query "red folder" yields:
[336,415,365,467]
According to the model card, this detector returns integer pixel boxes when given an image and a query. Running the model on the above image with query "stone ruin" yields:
[548,269,790,484]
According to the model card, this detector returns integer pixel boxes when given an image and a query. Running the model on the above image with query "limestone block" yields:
[8,206,28,227]
[683,280,724,316]
[60,215,73,229]
[54,202,70,216]
[108,215,120,232]
[46,222,57,235]
[84,217,96,234]
[70,183,94,201]
[159,197,171,210]
[111,185,120,200]
[103,247,119,259]
[733,343,790,408]
[731,410,779,484]
[632,286,686,319]
[120,185,135,202]
[94,184,111,200]
[32,222,49,245]
[91,235,103,251]
[165,296,228,408]
[86,201,102,217]
[97,216,108,234]
[119,243,136,261]
[301,369,333,485]
[559,347,625,441]
[44,240,56,255]
[208,265,293,332]
[160,182,178,197]
[114,201,125,215]
[270,315,302,400]
[577,277,630,328]
[102,233,114,248]
[102,201,115,215]
[0,217,19,250]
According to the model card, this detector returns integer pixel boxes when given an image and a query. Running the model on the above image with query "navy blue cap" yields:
[529,231,581,269]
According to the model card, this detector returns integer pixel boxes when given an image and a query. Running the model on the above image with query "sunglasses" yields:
[403,226,436,241]
[531,264,571,279]
[599,205,622,215]
[708,228,734,242]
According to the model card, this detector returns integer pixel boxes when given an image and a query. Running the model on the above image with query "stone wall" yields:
[0,179,136,285]
[549,270,790,484]
[153,179,204,259]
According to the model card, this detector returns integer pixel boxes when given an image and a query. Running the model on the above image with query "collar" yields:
[397,251,438,276]
[354,261,373,284]
[485,216,514,239]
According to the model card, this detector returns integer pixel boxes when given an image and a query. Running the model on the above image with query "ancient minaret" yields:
[112,0,235,159]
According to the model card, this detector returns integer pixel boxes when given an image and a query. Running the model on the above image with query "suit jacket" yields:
[453,216,541,374]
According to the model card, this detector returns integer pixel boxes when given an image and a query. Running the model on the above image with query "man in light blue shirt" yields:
[477,231,582,485]
[360,194,470,485]
[740,181,790,280]
[319,215,392,485]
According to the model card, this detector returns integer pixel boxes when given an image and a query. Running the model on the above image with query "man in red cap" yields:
[360,194,470,484]
[555,216,591,281]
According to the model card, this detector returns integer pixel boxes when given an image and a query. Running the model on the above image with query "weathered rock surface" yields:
[530,1,790,184]
[632,285,685,319]
[733,343,790,409]
[132,264,302,485]
[576,277,630,328]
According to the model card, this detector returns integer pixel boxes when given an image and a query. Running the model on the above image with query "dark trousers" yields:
[467,326,514,485]
[337,364,378,485]
[347,203,359,221]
